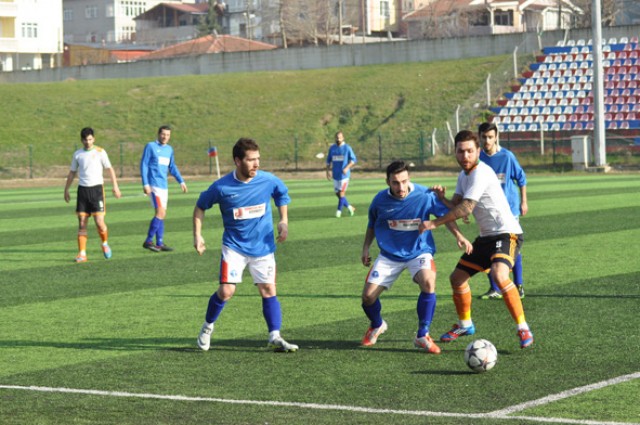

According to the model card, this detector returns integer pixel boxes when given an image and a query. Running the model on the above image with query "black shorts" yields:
[77,185,105,216]
[456,233,523,276]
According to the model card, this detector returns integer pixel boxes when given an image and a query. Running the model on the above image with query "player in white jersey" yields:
[419,130,533,349]
[194,138,298,353]
[63,127,121,263]
[360,161,472,353]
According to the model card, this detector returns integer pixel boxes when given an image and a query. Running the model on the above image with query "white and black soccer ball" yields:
[464,339,498,373]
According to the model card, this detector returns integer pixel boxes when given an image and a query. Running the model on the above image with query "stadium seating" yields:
[492,35,640,133]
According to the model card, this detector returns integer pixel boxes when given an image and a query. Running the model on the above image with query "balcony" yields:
[0,37,18,52]
[0,1,18,17]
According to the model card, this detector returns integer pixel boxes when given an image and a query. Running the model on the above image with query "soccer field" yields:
[1,174,639,425]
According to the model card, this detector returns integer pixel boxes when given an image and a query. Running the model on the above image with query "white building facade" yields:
[0,0,63,71]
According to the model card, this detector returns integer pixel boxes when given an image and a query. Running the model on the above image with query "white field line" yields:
[488,371,640,417]
[1,381,640,425]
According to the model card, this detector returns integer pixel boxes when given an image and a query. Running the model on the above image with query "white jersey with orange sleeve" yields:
[70,146,112,187]
[454,161,523,237]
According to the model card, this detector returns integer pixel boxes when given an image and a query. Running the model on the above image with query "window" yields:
[106,4,114,18]
[21,22,38,38]
[471,11,489,26]
[380,1,389,18]
[494,9,513,26]
[120,1,146,18]
[85,5,98,19]
[64,8,73,21]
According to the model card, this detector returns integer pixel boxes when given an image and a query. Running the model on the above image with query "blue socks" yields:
[417,292,436,338]
[146,217,160,244]
[513,253,523,286]
[156,219,165,246]
[337,196,351,211]
[205,294,284,333]
[262,296,282,332]
[362,298,383,328]
[205,292,226,324]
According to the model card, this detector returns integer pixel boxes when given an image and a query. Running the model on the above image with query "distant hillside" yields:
[0,56,506,178]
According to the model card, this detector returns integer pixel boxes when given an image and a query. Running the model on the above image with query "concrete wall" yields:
[2,24,639,84]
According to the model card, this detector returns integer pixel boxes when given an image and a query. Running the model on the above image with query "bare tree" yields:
[571,0,621,28]
[266,0,359,46]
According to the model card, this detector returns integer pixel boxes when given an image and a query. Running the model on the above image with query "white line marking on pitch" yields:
[488,371,640,417]
[1,375,639,425]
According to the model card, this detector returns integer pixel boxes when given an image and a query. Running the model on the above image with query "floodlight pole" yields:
[591,0,607,167]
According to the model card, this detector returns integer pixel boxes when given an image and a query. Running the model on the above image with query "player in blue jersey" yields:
[140,125,188,252]
[194,138,298,353]
[326,131,357,218]
[478,122,528,300]
[360,160,472,353]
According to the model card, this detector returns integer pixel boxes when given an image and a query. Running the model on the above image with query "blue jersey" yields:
[367,183,449,262]
[480,147,526,217]
[196,170,291,257]
[140,141,184,189]
[326,143,357,180]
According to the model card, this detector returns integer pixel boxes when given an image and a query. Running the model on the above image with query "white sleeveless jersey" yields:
[455,161,523,237]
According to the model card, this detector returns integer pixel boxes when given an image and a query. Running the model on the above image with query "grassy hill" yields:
[0,55,507,178]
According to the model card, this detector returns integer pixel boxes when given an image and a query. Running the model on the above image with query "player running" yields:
[419,130,533,349]
[360,160,472,353]
[194,138,298,353]
[326,131,357,218]
[63,127,121,263]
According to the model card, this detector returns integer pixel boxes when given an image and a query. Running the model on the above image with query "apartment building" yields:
[62,0,183,44]
[0,0,63,71]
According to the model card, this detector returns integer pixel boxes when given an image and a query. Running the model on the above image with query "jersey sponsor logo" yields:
[496,173,506,184]
[233,203,267,220]
[332,155,345,162]
[387,219,421,231]
[158,156,170,166]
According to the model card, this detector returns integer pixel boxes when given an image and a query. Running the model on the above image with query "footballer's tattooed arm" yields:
[419,198,476,233]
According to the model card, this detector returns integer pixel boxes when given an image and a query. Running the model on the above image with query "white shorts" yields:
[149,187,168,210]
[220,245,276,284]
[366,253,435,289]
[333,178,350,193]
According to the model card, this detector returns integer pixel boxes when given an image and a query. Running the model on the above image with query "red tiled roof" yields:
[139,34,277,60]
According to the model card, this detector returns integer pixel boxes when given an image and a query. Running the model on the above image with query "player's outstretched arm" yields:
[419,199,476,234]
[193,206,207,255]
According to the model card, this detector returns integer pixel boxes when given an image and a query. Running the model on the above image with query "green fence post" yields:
[294,135,299,171]
[419,131,425,165]
[378,133,382,170]
[119,142,124,178]
[208,140,213,175]
[28,144,33,179]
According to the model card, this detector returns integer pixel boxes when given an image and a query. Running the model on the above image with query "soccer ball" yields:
[464,339,498,373]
